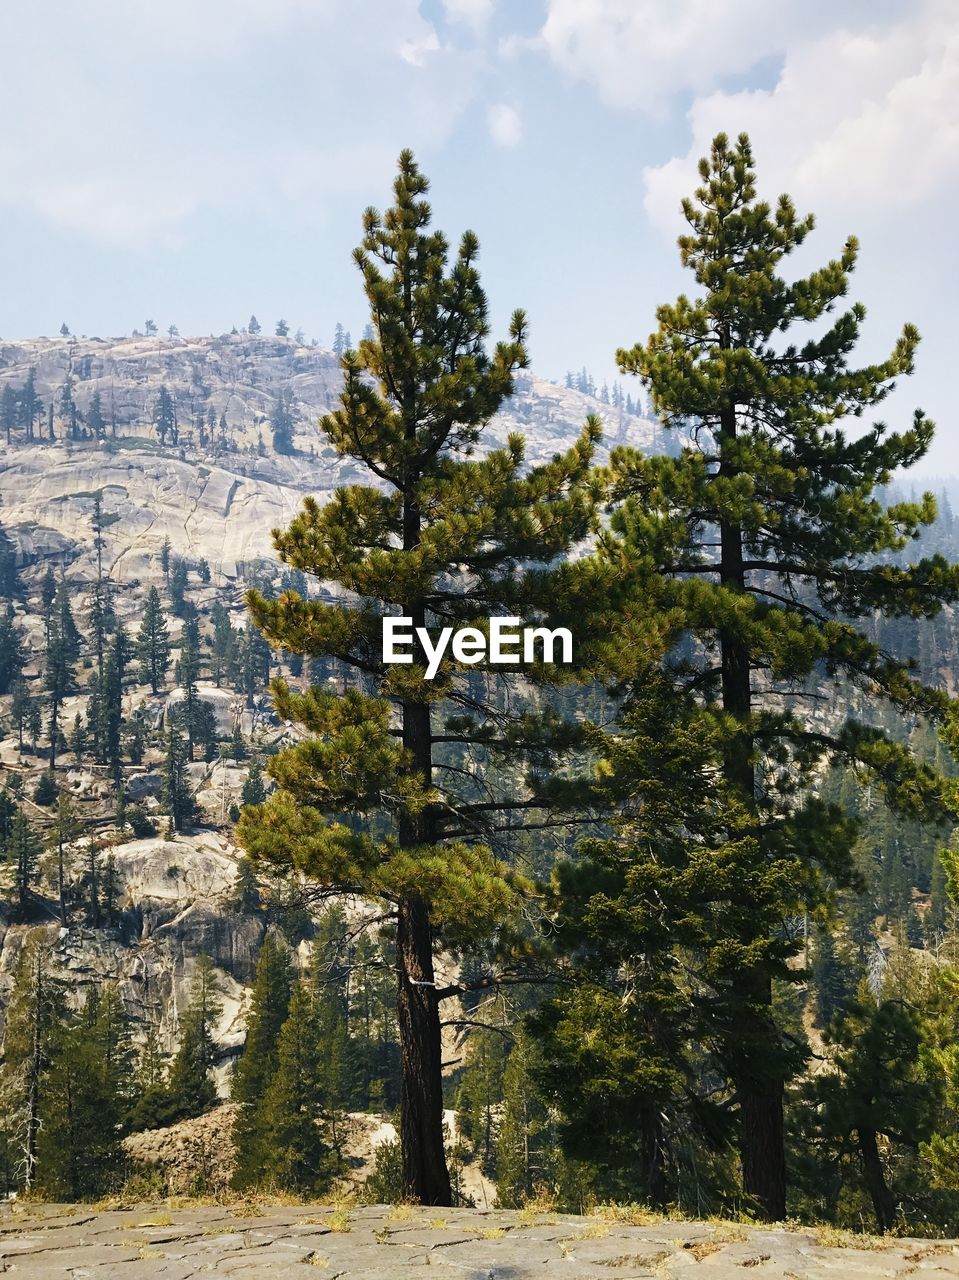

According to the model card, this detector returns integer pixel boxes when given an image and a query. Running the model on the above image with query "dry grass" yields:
[328,1209,351,1233]
[812,1224,890,1251]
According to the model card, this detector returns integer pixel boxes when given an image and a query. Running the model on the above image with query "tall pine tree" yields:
[237,151,601,1203]
[608,132,959,1217]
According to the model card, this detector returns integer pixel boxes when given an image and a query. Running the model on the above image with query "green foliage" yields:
[600,129,959,1219]
[165,956,223,1124]
[136,586,171,693]
[236,151,604,1202]
[231,933,294,1189]
[258,982,334,1193]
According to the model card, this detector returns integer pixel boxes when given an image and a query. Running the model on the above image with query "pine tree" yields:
[240,758,266,807]
[0,933,66,1190]
[236,152,600,1204]
[89,493,111,684]
[275,318,290,337]
[137,586,171,693]
[39,568,57,645]
[270,389,295,455]
[160,537,172,584]
[811,927,855,1030]
[161,717,194,832]
[494,1031,557,1208]
[153,387,177,445]
[801,993,938,1232]
[0,607,25,693]
[44,582,80,768]
[167,955,223,1121]
[50,796,80,927]
[231,933,294,1188]
[0,519,19,602]
[259,982,332,1193]
[6,810,41,920]
[10,680,30,752]
[210,601,236,684]
[36,987,130,1198]
[248,315,261,335]
[169,559,189,616]
[608,131,959,1219]
[0,383,17,446]
[17,368,41,441]
[87,390,106,438]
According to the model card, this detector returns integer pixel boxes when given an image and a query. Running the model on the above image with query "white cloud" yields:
[443,0,494,31]
[400,28,441,66]
[0,2,475,246]
[642,3,959,235]
[488,102,522,147]
[539,0,802,112]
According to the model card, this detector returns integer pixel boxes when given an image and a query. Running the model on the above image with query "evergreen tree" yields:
[68,713,87,765]
[210,601,236,684]
[50,796,80,927]
[6,810,41,920]
[236,152,599,1204]
[0,520,19,601]
[230,934,294,1189]
[275,318,290,337]
[248,315,261,335]
[166,955,223,1122]
[0,607,25,693]
[88,493,111,684]
[10,679,30,752]
[0,382,17,446]
[228,721,247,761]
[270,389,295,455]
[87,390,106,438]
[0,933,66,1190]
[608,131,959,1218]
[169,559,189,616]
[161,717,194,832]
[801,994,938,1232]
[495,1032,557,1208]
[44,582,81,767]
[160,537,172,584]
[39,567,57,645]
[811,927,856,1030]
[136,586,171,693]
[153,387,177,445]
[33,771,57,806]
[259,982,333,1193]
[240,758,266,807]
[36,987,131,1199]
[17,368,41,441]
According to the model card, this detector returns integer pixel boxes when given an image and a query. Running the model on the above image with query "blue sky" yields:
[1,0,957,470]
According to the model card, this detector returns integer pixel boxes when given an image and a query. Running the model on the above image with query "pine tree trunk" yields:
[397,892,451,1204]
[395,478,452,1205]
[859,1127,896,1233]
[24,948,43,1191]
[642,1110,669,1210]
[718,396,786,1222]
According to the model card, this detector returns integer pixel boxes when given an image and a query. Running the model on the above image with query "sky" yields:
[1,0,957,471]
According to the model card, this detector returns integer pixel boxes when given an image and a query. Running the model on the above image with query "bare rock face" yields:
[0,333,659,585]
[0,831,262,1065]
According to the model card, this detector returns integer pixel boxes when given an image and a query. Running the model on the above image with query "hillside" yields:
[0,332,657,582]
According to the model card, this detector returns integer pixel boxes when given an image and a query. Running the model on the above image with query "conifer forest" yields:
[4,133,959,1240]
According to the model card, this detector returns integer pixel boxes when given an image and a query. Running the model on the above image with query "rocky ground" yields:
[0,1202,956,1278]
